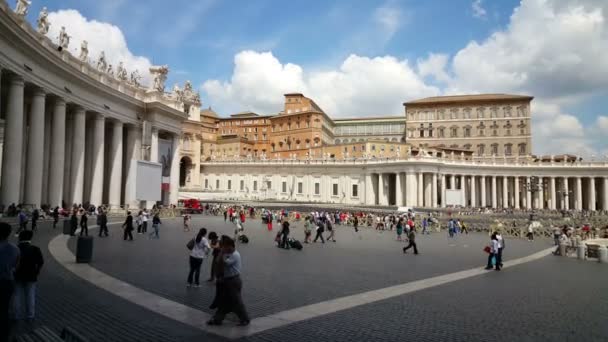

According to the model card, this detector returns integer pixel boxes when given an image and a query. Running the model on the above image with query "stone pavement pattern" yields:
[9,216,608,341]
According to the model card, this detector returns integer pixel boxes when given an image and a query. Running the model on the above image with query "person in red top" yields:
[239,211,246,224]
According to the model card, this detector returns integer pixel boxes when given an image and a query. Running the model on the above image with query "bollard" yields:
[598,245,608,264]
[559,243,567,257]
[577,241,586,260]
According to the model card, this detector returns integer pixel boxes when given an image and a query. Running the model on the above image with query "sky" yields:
[19,0,608,157]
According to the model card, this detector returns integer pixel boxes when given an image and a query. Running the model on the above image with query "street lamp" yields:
[556,186,572,214]
[521,176,548,211]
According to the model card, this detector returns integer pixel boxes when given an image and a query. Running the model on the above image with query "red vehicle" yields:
[182,199,203,214]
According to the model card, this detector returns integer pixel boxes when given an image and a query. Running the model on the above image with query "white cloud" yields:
[203,0,608,156]
[46,9,153,85]
[373,4,402,40]
[202,51,438,117]
[472,0,487,19]
[417,53,451,83]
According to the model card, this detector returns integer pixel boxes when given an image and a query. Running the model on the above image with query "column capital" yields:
[31,86,46,97]
[9,73,24,86]
[93,113,105,121]
[54,97,66,107]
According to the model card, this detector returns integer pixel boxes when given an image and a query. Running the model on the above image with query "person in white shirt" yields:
[496,232,505,268]
[187,228,211,287]
[141,209,149,233]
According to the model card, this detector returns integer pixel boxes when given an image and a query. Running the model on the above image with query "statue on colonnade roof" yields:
[15,0,31,17]
[37,7,50,34]
[79,40,89,62]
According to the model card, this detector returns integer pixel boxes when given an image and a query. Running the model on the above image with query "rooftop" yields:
[404,94,534,105]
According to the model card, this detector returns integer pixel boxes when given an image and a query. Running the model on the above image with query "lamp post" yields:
[556,186,572,215]
[521,176,548,212]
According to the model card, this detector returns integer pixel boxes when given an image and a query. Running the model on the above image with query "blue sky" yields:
[20,0,608,156]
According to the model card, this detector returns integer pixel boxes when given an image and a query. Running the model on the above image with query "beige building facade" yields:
[404,94,533,160]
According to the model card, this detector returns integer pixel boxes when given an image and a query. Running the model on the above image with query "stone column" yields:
[108,121,124,207]
[538,177,544,209]
[89,114,105,207]
[550,177,556,210]
[502,176,508,208]
[440,174,446,208]
[23,87,46,207]
[480,176,486,207]
[0,75,25,206]
[417,172,423,207]
[124,125,142,208]
[63,114,73,204]
[603,177,608,211]
[563,177,569,210]
[450,174,455,190]
[575,177,582,210]
[48,98,66,207]
[470,175,476,208]
[491,176,497,209]
[70,106,86,205]
[432,173,437,208]
[365,173,372,205]
[526,177,532,209]
[514,177,520,209]
[378,173,385,205]
[395,172,403,206]
[588,177,596,211]
[150,128,159,162]
[169,133,181,205]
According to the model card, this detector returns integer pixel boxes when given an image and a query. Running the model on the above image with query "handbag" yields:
[491,255,497,266]
[186,238,195,250]
[483,246,491,254]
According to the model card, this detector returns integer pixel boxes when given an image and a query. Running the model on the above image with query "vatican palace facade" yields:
[1,1,608,212]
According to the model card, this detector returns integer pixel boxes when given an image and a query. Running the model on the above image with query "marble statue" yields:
[149,65,169,92]
[172,84,183,101]
[58,26,70,50]
[79,40,88,62]
[130,70,141,86]
[15,0,31,17]
[37,7,50,34]
[97,51,107,72]
[116,62,128,81]
[107,64,114,77]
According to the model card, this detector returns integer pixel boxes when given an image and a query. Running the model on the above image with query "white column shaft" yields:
[417,172,423,207]
[502,176,508,208]
[603,178,608,211]
[563,177,570,210]
[480,176,486,207]
[150,128,159,162]
[365,173,372,205]
[550,177,556,210]
[378,173,385,205]
[169,134,181,205]
[491,176,497,208]
[526,177,532,209]
[450,174,455,190]
[0,76,25,206]
[440,174,446,207]
[514,177,520,209]
[48,99,66,207]
[89,115,105,206]
[432,173,437,208]
[70,107,86,205]
[24,88,46,207]
[470,175,476,208]
[576,177,582,210]
[124,125,142,208]
[395,173,403,206]
[588,177,596,211]
[538,177,544,209]
[109,121,123,207]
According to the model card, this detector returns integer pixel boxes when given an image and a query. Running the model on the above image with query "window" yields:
[227,180,232,190]
[464,108,472,119]
[267,181,272,190]
[517,106,525,117]
[204,179,209,189]
[504,106,512,117]
[518,143,527,156]
[477,107,485,118]
[492,129,498,136]
[314,183,320,195]
[490,107,498,118]
[438,128,445,138]
[464,127,471,137]
[216,179,220,189]
[298,182,303,194]
[372,145,376,151]
[491,144,498,156]
[240,180,244,191]
[478,144,485,156]
[450,127,458,137]
[332,183,339,196]
[282,181,287,193]
[450,109,458,119]
[352,184,358,197]
[253,181,258,191]
[505,144,512,156]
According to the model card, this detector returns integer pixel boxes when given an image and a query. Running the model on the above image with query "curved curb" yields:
[49,225,554,339]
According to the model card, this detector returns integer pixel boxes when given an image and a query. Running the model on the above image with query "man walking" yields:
[403,228,419,254]
[97,209,109,237]
[13,230,44,323]
[52,207,59,229]
[69,210,78,236]
[353,215,359,233]
[80,211,89,237]
[123,211,134,241]
[150,213,161,239]
[17,210,27,235]
[31,209,39,232]
[207,236,250,326]
[0,222,20,341]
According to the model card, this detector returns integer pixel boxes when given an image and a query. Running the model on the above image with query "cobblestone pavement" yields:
[71,215,550,318]
[8,216,607,342]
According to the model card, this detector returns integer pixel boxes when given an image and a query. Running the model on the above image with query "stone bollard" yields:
[577,241,586,260]
[559,242,567,257]
[598,245,608,264]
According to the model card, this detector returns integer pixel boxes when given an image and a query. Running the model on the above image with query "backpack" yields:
[186,238,195,250]
[239,235,249,244]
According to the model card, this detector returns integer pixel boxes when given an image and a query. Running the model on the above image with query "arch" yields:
[335,139,341,144]
[179,156,193,187]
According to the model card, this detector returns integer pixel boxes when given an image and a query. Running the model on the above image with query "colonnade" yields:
[368,171,608,211]
[0,70,180,209]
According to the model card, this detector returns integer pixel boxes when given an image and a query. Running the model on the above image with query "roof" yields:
[230,111,260,118]
[404,94,534,106]
[200,107,218,118]
[334,116,405,123]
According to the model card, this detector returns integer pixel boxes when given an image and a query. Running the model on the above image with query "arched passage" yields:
[179,156,193,187]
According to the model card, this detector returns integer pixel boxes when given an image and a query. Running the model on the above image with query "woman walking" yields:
[303,216,312,243]
[326,220,336,242]
[485,233,501,271]
[187,228,211,287]
[267,211,273,231]
[136,210,143,234]
[149,213,161,239]
[313,220,325,243]
[79,211,88,236]
[396,218,404,241]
